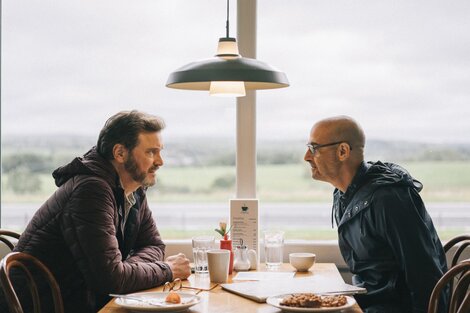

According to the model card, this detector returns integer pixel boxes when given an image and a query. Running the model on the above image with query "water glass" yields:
[264,230,284,269]
[192,236,215,274]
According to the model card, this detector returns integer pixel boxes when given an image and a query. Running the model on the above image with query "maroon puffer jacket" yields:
[8,147,172,312]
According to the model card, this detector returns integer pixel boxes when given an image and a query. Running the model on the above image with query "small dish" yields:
[289,253,316,272]
[114,291,200,312]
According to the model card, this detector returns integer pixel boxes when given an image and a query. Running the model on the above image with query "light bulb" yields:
[216,38,240,59]
[209,81,246,97]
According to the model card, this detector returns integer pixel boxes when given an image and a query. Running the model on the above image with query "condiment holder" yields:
[233,239,251,271]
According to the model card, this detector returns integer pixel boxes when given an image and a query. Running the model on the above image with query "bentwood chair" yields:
[443,234,470,294]
[0,230,21,251]
[428,259,470,313]
[444,234,470,268]
[0,252,64,313]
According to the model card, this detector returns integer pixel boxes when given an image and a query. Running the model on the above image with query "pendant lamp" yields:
[166,0,289,97]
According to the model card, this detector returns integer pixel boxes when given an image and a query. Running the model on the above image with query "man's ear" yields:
[337,142,351,161]
[112,144,127,163]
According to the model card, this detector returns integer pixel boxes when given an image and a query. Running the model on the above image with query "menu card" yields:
[232,271,295,281]
[230,199,259,257]
[221,276,366,303]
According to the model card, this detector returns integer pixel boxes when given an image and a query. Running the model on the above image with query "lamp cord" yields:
[225,0,230,38]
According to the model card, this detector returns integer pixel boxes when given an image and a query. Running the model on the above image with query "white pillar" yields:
[236,0,257,199]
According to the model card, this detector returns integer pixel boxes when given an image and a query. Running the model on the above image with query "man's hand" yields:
[165,253,191,280]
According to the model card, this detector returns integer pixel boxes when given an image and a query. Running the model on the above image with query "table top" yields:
[99,263,363,313]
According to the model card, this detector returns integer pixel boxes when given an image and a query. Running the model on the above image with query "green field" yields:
[2,161,470,203]
[2,161,469,240]
[157,161,470,203]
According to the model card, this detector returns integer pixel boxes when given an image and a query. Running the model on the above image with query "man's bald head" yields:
[312,116,365,161]
[305,116,365,191]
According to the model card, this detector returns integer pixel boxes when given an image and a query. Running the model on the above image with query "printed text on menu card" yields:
[230,199,259,255]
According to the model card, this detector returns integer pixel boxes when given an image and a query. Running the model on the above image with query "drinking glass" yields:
[264,230,284,269]
[192,236,215,274]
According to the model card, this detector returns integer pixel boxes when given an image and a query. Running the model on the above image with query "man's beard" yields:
[124,153,156,188]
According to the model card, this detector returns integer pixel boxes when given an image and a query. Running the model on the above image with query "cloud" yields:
[2,0,470,144]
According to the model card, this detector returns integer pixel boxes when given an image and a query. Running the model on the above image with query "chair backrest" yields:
[428,259,470,313]
[0,252,64,313]
[0,230,21,251]
[444,234,470,268]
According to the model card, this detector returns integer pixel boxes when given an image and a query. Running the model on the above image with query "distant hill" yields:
[2,135,470,168]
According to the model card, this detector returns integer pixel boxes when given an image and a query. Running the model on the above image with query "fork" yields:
[109,294,165,307]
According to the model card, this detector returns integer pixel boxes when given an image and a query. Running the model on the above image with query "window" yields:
[2,0,469,241]
[256,0,470,240]
[1,0,237,238]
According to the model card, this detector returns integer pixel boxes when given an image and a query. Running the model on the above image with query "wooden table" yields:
[99,263,363,313]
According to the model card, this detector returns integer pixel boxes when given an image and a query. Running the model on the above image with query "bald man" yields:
[304,116,448,313]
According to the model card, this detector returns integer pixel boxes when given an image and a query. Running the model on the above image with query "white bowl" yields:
[289,253,316,272]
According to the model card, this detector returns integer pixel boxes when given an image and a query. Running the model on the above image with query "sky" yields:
[2,0,470,144]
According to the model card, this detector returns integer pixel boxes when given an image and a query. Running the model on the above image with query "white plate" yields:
[266,294,356,312]
[114,291,200,312]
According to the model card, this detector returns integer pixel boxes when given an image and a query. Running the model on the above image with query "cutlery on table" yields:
[109,294,165,307]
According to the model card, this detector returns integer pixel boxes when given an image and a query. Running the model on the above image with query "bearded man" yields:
[1,110,190,312]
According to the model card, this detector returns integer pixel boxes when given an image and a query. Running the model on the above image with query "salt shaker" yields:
[233,240,251,271]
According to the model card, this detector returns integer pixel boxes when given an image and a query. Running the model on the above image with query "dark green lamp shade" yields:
[166,56,289,90]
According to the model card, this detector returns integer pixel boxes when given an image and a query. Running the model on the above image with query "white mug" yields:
[207,249,230,283]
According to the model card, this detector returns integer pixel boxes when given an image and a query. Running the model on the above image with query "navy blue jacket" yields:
[333,161,448,313]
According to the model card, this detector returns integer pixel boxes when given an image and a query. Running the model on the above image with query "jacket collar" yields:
[340,161,369,205]
[332,161,369,227]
